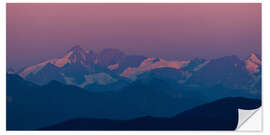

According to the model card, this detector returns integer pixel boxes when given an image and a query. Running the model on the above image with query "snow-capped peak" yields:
[66,45,88,63]
[66,45,84,53]
[245,53,261,74]
[248,53,261,65]
[19,45,91,78]
[120,57,190,78]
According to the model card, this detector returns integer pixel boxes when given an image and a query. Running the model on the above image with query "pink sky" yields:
[7,3,261,70]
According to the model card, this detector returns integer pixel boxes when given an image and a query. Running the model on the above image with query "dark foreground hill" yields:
[41,97,261,130]
[7,74,207,130]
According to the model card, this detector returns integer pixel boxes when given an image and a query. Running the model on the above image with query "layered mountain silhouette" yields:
[41,97,261,130]
[7,74,207,130]
[7,45,262,130]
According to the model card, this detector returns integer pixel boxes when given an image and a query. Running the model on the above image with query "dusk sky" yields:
[7,3,261,70]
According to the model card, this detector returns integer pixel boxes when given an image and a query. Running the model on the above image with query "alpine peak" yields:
[245,53,261,74]
[67,45,84,53]
[65,45,89,64]
[248,53,261,65]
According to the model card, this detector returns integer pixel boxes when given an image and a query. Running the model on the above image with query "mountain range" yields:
[41,97,261,130]
[12,45,261,94]
[7,45,262,130]
[7,73,208,130]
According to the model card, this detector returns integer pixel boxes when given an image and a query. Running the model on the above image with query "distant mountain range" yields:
[11,45,261,94]
[7,45,262,130]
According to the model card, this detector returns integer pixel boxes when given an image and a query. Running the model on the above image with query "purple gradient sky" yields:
[7,3,261,70]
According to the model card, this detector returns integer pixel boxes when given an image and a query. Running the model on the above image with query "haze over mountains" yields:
[6,3,261,130]
[7,45,262,130]
[12,45,261,93]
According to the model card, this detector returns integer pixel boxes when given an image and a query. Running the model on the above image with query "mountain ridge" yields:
[40,97,261,130]
[14,45,261,93]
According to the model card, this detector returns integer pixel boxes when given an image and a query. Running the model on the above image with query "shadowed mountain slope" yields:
[41,97,261,130]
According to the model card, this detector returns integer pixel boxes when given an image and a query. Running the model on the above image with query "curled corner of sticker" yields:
[236,107,262,131]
